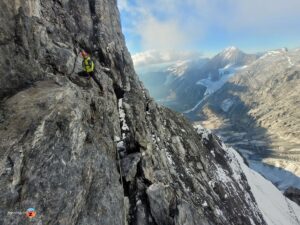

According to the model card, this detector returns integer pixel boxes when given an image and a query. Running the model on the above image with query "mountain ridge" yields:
[138,47,258,112]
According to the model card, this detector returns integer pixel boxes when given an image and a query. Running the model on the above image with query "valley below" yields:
[194,114,300,191]
[190,49,300,192]
[138,47,300,195]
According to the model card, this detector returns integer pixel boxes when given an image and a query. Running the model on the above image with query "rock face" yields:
[285,187,300,206]
[0,1,291,225]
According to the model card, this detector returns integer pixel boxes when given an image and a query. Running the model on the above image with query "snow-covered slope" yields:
[197,64,248,96]
[183,64,248,113]
[137,47,257,112]
[248,161,300,191]
[201,47,257,81]
[177,47,257,112]
[196,125,300,225]
[228,146,300,225]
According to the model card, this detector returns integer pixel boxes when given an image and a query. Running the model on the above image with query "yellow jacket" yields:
[82,57,95,73]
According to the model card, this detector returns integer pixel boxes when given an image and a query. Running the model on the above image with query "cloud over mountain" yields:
[132,50,203,67]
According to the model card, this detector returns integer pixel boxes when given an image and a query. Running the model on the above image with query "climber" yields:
[79,50,104,93]
[81,50,94,75]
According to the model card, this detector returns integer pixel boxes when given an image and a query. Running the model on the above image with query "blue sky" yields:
[118,0,300,63]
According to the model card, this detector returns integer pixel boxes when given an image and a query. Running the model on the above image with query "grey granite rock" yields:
[121,153,141,182]
[0,0,269,225]
[146,183,175,225]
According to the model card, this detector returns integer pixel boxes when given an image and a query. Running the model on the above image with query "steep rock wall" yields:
[0,1,268,225]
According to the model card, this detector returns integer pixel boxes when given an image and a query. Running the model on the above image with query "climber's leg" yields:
[78,71,90,79]
[90,71,104,93]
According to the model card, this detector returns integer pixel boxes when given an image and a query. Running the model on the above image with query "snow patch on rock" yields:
[195,124,211,141]
[118,98,129,139]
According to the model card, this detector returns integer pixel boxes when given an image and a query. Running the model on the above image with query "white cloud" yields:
[117,0,129,11]
[137,18,192,50]
[118,0,300,52]
[132,50,203,67]
[118,0,204,52]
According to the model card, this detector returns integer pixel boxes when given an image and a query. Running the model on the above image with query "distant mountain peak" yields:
[208,46,248,65]
[220,46,243,59]
[166,60,190,77]
[223,46,239,52]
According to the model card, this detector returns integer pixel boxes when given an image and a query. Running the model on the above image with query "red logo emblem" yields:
[26,208,36,219]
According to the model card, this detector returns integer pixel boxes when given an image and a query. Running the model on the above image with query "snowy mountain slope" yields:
[197,47,258,81]
[227,144,300,225]
[196,125,300,225]
[196,65,247,95]
[172,47,257,112]
[167,60,191,77]
[135,47,257,112]
[248,161,300,191]
[144,47,257,112]
[183,64,248,113]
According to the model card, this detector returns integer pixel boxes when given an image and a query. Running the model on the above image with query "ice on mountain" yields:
[196,64,246,96]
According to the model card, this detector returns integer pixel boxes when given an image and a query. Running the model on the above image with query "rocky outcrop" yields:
[0,0,138,99]
[0,1,134,224]
[0,1,291,225]
[285,187,300,206]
